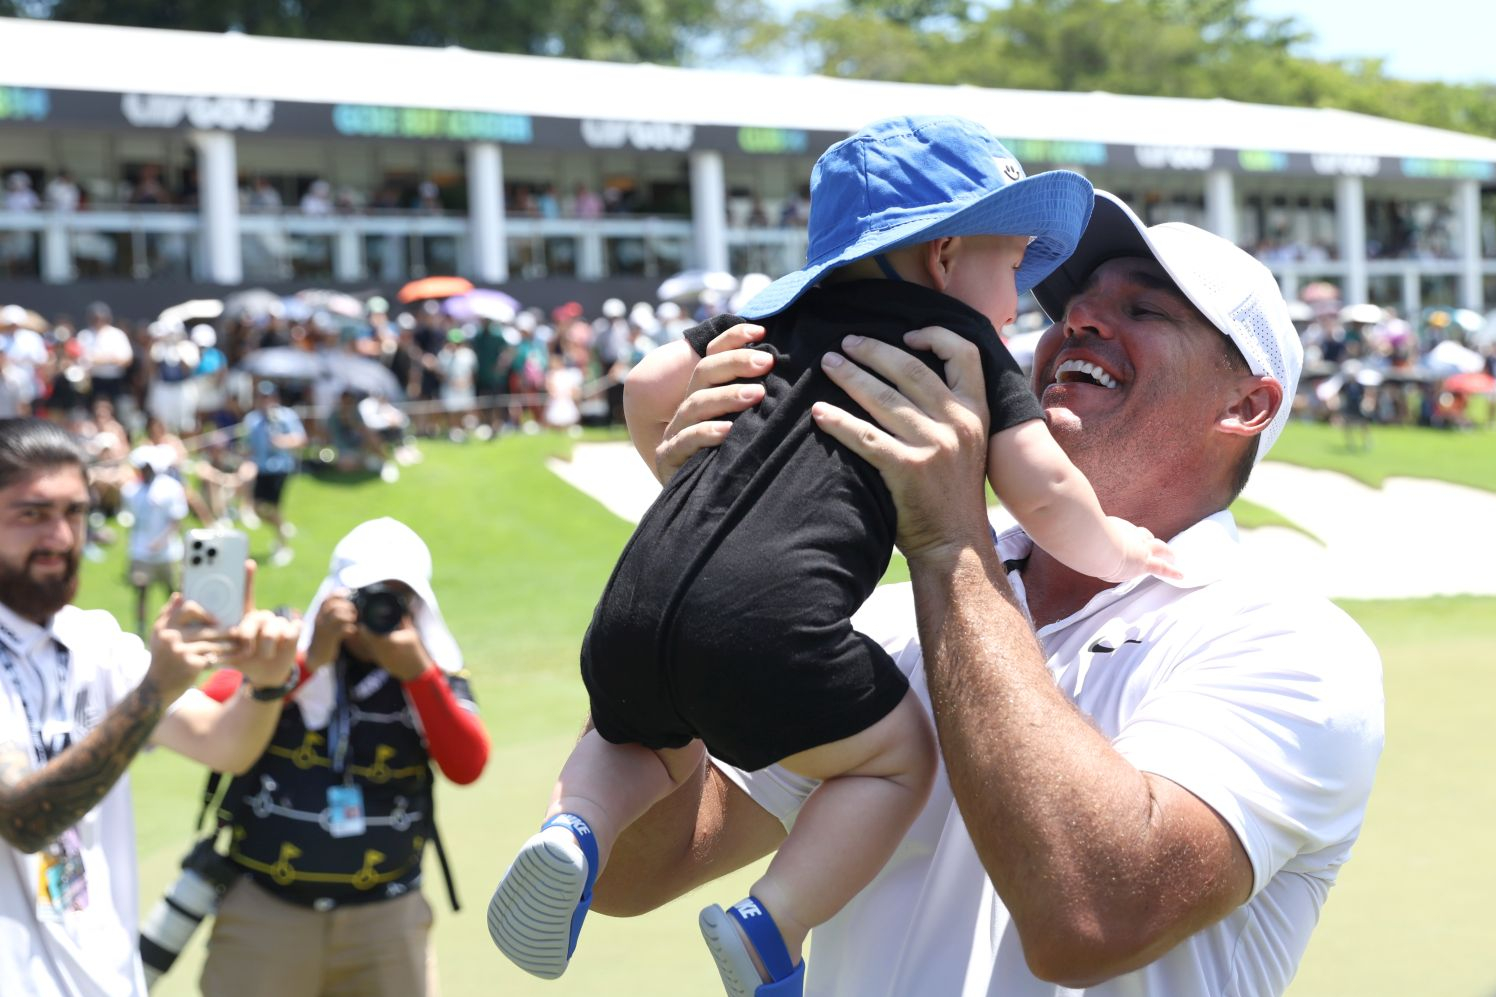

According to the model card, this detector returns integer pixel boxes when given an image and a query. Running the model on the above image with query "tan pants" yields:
[200,878,438,997]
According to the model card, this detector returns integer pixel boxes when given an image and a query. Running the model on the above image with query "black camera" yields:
[139,837,240,986]
[351,582,410,635]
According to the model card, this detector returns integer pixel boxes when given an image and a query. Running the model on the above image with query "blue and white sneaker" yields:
[487,813,599,979]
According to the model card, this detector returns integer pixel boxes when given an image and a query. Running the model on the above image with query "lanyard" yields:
[328,656,352,780]
[0,637,73,766]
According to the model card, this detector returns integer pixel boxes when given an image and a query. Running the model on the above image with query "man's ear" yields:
[1219,375,1283,439]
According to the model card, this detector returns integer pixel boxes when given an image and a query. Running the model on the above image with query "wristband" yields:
[249,667,298,702]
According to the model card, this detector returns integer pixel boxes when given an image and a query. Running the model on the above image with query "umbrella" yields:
[730,273,773,313]
[321,352,403,399]
[237,347,323,382]
[1425,340,1485,376]
[223,288,286,322]
[397,276,473,303]
[1444,371,1496,395]
[656,269,738,303]
[158,298,223,327]
[238,348,404,399]
[1338,304,1384,326]
[445,289,519,323]
[1451,308,1485,335]
[1300,281,1340,304]
[296,289,365,319]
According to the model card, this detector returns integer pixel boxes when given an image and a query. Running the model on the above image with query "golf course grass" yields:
[90,422,1495,996]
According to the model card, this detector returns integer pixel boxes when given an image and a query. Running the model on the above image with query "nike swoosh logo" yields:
[1089,638,1143,653]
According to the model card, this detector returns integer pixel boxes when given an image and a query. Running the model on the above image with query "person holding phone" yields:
[0,417,301,997]
[194,518,489,997]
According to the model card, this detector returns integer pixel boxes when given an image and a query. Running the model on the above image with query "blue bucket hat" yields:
[739,115,1095,320]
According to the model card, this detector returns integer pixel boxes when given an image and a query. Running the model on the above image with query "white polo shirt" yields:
[121,475,188,565]
[0,602,153,997]
[722,511,1385,997]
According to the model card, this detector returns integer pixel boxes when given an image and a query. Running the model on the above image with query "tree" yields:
[759,0,1496,140]
[0,0,763,65]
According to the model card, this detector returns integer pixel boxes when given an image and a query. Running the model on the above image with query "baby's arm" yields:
[987,420,1179,583]
[623,322,769,482]
[623,339,699,477]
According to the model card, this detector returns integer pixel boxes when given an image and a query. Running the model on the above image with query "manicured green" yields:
[1229,496,1321,541]
[1268,419,1496,493]
[100,432,1494,996]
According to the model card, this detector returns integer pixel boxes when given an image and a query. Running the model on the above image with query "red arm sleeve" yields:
[199,667,243,703]
[198,654,311,704]
[404,667,489,785]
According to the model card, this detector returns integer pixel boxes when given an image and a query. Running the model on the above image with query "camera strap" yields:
[329,658,352,780]
[425,767,461,913]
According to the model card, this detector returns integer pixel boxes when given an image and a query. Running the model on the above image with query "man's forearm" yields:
[155,676,289,775]
[910,545,1246,983]
[0,678,169,853]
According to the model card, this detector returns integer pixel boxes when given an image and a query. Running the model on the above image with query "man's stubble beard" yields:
[0,551,81,623]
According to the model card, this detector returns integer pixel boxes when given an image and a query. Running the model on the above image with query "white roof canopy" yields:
[4,16,1496,164]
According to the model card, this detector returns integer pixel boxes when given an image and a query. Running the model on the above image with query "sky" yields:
[1251,0,1496,85]
[756,0,1496,86]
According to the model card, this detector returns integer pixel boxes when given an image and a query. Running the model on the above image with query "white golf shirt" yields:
[722,511,1384,997]
[0,603,155,997]
[121,475,188,565]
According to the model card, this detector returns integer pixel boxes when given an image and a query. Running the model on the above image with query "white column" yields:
[333,224,364,282]
[1455,179,1483,311]
[467,142,506,283]
[690,150,729,273]
[1204,169,1237,245]
[1334,175,1368,305]
[578,230,605,280]
[41,214,74,283]
[1401,268,1421,322]
[190,130,242,285]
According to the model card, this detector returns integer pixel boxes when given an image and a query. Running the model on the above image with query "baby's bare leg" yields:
[748,692,936,964]
[549,733,706,869]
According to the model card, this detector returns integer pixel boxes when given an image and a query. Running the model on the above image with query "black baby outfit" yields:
[582,280,1042,770]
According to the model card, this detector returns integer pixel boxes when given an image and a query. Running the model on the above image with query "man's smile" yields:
[1052,358,1118,389]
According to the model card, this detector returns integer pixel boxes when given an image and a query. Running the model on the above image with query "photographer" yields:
[193,518,488,997]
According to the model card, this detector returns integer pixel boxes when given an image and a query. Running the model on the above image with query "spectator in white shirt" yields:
[121,446,188,636]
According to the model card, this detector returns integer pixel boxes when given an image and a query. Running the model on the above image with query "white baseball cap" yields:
[128,444,173,474]
[1034,191,1303,460]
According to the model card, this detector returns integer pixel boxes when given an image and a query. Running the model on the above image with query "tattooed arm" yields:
[0,596,235,854]
[0,677,170,853]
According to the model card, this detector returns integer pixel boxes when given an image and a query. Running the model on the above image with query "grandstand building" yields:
[3,16,1496,316]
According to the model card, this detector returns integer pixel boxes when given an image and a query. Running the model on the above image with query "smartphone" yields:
[181,528,249,628]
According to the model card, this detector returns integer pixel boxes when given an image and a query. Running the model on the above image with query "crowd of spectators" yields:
[0,287,717,567]
[1290,295,1496,437]
[0,275,1489,575]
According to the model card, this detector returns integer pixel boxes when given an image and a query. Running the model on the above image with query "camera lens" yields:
[354,584,409,635]
[191,556,202,566]
[193,539,203,550]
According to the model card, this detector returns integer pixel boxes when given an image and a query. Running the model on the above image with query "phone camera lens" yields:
[191,556,202,566]
[192,540,204,550]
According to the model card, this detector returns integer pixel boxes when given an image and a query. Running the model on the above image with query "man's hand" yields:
[652,323,771,483]
[145,595,240,701]
[225,610,301,690]
[812,328,993,564]
[306,595,358,671]
[356,618,433,682]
